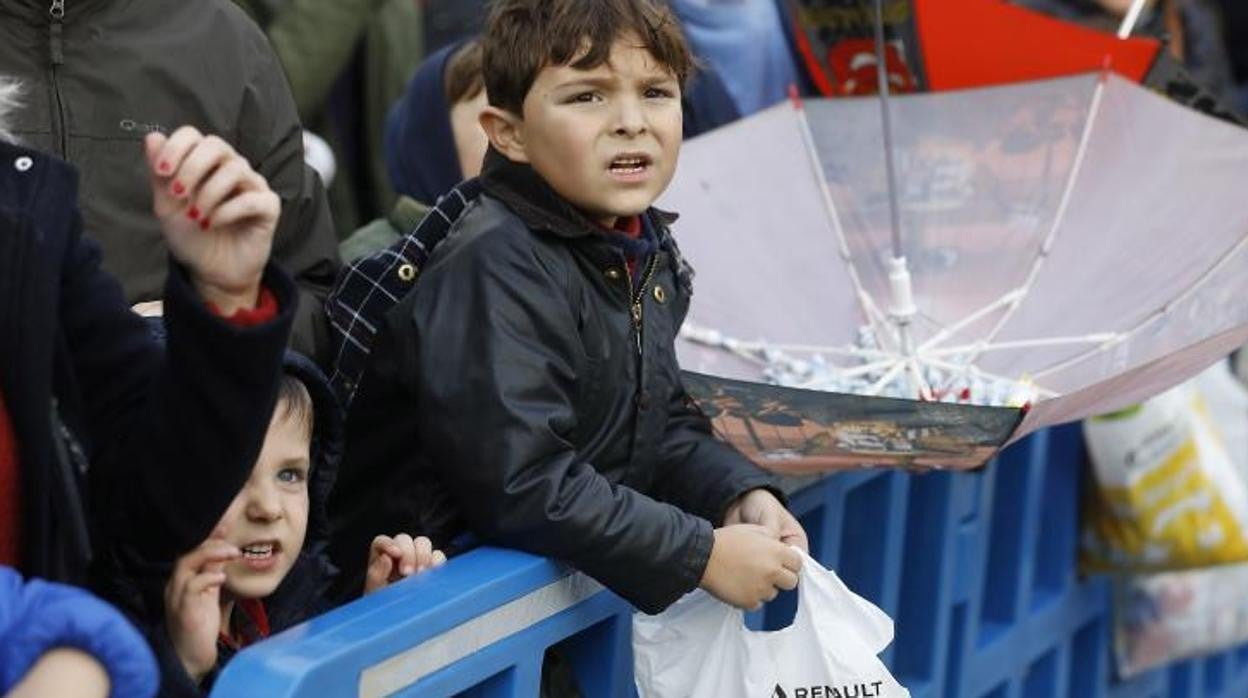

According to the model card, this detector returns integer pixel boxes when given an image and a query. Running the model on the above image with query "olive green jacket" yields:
[0,0,342,361]
[233,0,426,234]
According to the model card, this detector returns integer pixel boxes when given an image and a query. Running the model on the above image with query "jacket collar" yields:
[478,147,678,241]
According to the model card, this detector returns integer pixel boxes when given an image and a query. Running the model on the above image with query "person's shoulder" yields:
[429,194,550,270]
[0,141,76,204]
[0,142,79,246]
[152,0,274,54]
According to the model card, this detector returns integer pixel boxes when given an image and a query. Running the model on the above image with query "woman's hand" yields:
[145,127,280,316]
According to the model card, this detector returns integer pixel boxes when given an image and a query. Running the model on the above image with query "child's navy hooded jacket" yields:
[115,352,343,697]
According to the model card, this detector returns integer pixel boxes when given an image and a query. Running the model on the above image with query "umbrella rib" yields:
[916,289,1026,353]
[926,333,1121,358]
[1031,227,1248,381]
[865,359,909,396]
[963,74,1109,366]
[791,101,896,354]
[1118,0,1149,38]
[918,355,1060,400]
[905,358,935,401]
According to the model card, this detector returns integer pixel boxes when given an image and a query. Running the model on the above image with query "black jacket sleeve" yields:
[60,228,297,563]
[650,383,784,527]
[407,234,713,614]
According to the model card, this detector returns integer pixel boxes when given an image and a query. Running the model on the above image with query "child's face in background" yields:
[451,89,490,179]
[513,34,683,226]
[214,405,311,600]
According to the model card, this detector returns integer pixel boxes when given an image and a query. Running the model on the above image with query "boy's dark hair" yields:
[275,373,314,440]
[445,40,485,106]
[482,0,694,115]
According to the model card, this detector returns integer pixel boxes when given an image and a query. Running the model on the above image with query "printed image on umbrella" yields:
[663,66,1248,473]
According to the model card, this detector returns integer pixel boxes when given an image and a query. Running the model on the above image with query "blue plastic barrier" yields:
[213,425,1248,697]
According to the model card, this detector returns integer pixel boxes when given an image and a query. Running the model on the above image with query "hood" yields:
[383,40,468,206]
[279,351,343,545]
[97,343,345,632]
[264,351,343,630]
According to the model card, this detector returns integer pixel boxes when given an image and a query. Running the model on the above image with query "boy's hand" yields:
[724,489,809,553]
[699,524,802,610]
[364,534,447,595]
[164,539,240,683]
[145,127,280,316]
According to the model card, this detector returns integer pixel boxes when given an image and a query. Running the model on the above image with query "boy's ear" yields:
[479,105,530,164]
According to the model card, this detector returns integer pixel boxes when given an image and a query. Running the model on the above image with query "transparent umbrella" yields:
[662,69,1248,472]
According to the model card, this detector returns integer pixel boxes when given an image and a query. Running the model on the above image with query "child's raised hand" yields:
[144,127,280,316]
[364,534,447,595]
[163,538,240,683]
[700,524,802,611]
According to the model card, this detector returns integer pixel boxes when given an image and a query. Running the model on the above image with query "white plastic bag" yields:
[634,549,910,698]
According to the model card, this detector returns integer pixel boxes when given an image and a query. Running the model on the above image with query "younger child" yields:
[331,0,808,618]
[340,40,491,263]
[153,355,443,695]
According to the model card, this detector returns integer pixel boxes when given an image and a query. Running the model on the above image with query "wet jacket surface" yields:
[330,150,778,614]
[0,0,341,359]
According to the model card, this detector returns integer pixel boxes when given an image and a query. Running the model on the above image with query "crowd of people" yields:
[1,0,1247,696]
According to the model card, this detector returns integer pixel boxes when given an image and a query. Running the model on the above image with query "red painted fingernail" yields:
[187,206,200,221]
[158,160,172,174]
[199,217,210,230]
[171,180,185,196]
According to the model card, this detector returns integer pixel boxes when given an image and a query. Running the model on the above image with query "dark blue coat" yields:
[0,140,297,589]
[0,566,157,697]
[125,352,344,697]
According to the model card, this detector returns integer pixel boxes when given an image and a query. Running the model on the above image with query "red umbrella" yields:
[780,0,1237,122]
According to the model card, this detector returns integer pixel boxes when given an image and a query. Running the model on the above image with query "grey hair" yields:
[0,79,21,144]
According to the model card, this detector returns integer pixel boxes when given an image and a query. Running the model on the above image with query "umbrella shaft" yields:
[873,0,904,259]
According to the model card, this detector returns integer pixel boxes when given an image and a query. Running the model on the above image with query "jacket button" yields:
[652,285,667,304]
[636,392,651,410]
[14,156,33,172]
[397,263,418,282]
[604,267,623,282]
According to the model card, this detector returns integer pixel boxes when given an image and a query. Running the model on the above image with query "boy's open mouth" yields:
[240,540,281,560]
[608,153,652,176]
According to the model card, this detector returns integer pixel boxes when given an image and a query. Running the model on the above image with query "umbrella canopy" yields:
[663,72,1248,471]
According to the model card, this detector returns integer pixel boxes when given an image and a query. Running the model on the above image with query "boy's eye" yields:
[569,91,601,104]
[277,467,307,484]
[644,87,675,100]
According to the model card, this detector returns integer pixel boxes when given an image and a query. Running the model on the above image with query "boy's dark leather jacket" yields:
[330,150,779,614]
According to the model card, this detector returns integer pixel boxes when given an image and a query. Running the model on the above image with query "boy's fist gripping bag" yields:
[634,550,910,698]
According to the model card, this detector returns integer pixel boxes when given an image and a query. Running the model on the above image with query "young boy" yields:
[330,0,807,615]
[154,357,443,694]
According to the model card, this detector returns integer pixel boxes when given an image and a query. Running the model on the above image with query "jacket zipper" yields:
[627,255,660,358]
[48,0,68,156]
